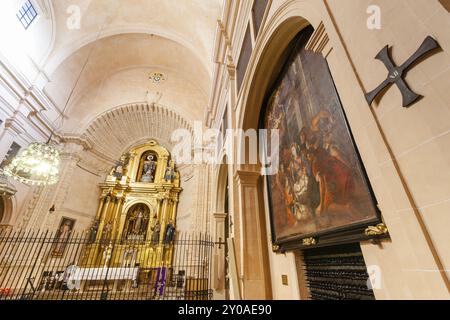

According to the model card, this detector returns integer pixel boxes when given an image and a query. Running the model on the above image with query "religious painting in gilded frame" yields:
[52,217,76,257]
[261,26,383,251]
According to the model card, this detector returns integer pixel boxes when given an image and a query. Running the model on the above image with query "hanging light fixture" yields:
[2,22,107,187]
[3,140,60,186]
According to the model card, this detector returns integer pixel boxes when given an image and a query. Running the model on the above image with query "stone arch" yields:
[81,102,193,162]
[215,158,229,213]
[234,2,323,300]
[211,158,231,299]
[0,195,14,225]
[122,199,155,217]
[239,1,322,131]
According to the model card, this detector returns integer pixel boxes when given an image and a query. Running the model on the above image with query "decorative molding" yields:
[218,20,232,48]
[149,72,167,84]
[302,237,317,246]
[57,134,92,150]
[213,212,228,220]
[365,223,389,237]
[305,21,332,58]
[234,169,260,185]
[81,103,193,162]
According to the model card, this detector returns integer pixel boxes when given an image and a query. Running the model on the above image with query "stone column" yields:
[234,170,272,300]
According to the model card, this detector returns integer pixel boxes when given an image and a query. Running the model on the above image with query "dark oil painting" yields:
[263,27,379,244]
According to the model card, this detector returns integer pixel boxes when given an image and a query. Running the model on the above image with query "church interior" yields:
[0,0,450,301]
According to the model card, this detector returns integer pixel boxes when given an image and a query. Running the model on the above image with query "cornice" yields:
[305,21,332,58]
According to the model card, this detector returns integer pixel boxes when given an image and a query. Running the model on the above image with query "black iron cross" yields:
[365,36,440,108]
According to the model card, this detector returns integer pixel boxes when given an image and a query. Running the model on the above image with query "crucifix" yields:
[365,36,441,108]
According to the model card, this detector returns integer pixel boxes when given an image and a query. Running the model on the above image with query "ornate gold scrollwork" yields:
[87,140,182,270]
[272,244,280,252]
[365,223,389,236]
[302,237,317,246]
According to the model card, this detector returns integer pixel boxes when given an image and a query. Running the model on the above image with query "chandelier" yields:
[3,142,60,186]
[1,22,106,187]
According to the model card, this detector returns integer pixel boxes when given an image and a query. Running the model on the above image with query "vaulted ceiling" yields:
[40,0,222,139]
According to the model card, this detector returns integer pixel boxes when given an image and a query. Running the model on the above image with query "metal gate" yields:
[0,229,213,300]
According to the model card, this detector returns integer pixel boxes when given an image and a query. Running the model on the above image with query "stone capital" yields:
[213,212,228,220]
[234,170,260,185]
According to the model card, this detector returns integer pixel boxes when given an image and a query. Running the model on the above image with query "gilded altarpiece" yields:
[80,140,181,270]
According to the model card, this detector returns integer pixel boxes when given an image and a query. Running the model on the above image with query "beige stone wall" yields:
[262,178,301,300]
[324,0,450,299]
[211,0,450,300]
[59,165,104,232]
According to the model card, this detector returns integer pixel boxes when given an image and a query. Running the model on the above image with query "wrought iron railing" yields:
[0,230,213,300]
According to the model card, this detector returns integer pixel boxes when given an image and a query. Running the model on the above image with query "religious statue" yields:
[89,220,99,243]
[124,206,150,241]
[164,160,175,183]
[141,155,156,183]
[53,219,74,256]
[63,262,79,291]
[102,221,113,243]
[151,221,161,246]
[122,247,137,268]
[133,209,144,235]
[110,153,130,180]
[164,220,176,245]
[103,244,113,268]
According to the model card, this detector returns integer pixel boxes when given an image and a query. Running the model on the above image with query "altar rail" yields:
[0,229,213,300]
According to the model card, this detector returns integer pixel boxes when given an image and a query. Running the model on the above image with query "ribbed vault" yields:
[83,103,193,161]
